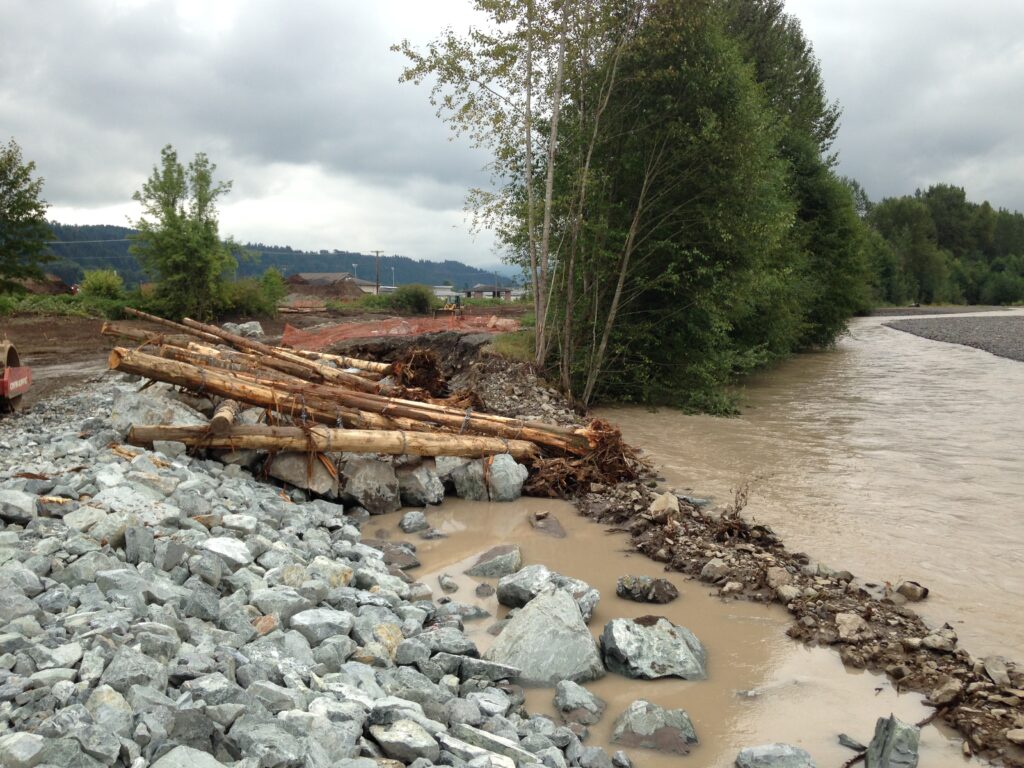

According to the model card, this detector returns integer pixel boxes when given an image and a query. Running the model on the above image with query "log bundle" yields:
[105,311,602,465]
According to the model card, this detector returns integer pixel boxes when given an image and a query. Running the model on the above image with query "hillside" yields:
[43,223,520,289]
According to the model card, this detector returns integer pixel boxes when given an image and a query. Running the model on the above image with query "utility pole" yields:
[371,250,383,295]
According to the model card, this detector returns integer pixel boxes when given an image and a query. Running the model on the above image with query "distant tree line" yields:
[42,225,517,292]
[864,183,1024,306]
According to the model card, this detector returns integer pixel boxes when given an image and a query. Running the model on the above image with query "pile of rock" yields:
[0,376,704,768]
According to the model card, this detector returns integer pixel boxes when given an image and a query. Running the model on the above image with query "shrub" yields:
[389,284,439,314]
[79,269,125,299]
[259,267,287,306]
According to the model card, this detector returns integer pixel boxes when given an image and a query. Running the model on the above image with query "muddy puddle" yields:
[599,312,1024,663]
[373,498,969,767]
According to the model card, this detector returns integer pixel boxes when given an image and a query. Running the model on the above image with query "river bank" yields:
[885,314,1024,361]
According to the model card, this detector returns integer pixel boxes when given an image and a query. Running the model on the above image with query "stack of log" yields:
[104,309,621,477]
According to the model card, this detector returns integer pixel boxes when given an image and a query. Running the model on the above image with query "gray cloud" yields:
[2,0,1022,265]
[789,0,1024,209]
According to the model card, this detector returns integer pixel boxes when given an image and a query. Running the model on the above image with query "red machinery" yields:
[0,339,31,413]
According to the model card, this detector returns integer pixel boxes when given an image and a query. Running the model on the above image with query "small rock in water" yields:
[895,581,928,602]
[700,557,731,583]
[838,733,867,752]
[400,509,430,533]
[529,510,567,538]
[928,676,963,705]
[475,583,496,598]
[554,680,606,725]
[735,743,816,768]
[439,573,459,593]
[865,715,920,768]
[983,656,1012,687]
[610,699,698,754]
[615,575,679,604]
[647,492,679,522]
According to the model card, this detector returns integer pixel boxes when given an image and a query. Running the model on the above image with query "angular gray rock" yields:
[269,452,339,496]
[290,608,354,646]
[600,616,707,680]
[554,680,606,725]
[151,745,229,768]
[464,544,523,578]
[736,744,816,768]
[496,564,600,622]
[341,458,401,514]
[615,575,679,604]
[370,719,441,762]
[0,489,37,524]
[451,460,488,501]
[400,509,430,533]
[486,454,529,501]
[610,699,698,755]
[865,715,920,768]
[110,388,207,433]
[398,465,445,506]
[485,589,605,685]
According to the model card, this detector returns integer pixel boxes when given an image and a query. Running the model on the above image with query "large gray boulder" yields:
[610,699,698,754]
[600,616,707,680]
[464,545,522,578]
[486,454,529,501]
[484,589,604,685]
[865,715,920,768]
[268,452,339,497]
[397,465,445,506]
[497,564,600,623]
[110,388,207,434]
[736,744,816,768]
[341,458,401,514]
[451,460,488,501]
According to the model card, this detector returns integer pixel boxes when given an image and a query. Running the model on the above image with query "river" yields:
[602,310,1024,662]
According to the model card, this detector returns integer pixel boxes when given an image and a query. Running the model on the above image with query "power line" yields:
[45,238,133,244]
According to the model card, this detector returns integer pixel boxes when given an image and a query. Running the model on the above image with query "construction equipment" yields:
[0,338,31,413]
[433,294,464,319]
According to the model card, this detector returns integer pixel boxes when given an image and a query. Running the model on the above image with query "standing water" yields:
[374,499,968,767]
[601,311,1024,661]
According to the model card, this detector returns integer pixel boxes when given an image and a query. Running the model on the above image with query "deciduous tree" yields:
[130,145,238,319]
[0,138,52,293]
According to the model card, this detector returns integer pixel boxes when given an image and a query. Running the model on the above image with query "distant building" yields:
[466,283,512,300]
[285,272,377,297]
[432,285,461,301]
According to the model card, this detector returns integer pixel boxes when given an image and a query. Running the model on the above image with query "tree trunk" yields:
[128,424,539,460]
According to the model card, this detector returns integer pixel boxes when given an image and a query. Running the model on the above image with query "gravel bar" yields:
[884,315,1024,362]
[870,305,1005,317]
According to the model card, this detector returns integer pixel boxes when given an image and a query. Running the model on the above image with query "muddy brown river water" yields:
[375,499,968,767]
[601,311,1024,663]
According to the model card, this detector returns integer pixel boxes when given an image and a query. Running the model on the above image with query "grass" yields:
[0,293,130,319]
[488,330,535,362]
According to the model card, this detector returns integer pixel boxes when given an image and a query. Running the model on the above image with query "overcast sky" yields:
[2,1,1022,266]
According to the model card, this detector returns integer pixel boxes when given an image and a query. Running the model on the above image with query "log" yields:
[123,308,222,344]
[181,317,379,393]
[128,424,538,460]
[101,321,195,348]
[109,347,409,432]
[108,346,590,455]
[210,400,240,435]
[288,349,393,375]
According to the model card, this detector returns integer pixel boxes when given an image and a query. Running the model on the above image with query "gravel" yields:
[869,305,1006,317]
[884,315,1024,362]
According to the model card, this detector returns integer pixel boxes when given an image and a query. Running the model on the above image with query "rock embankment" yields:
[0,374,827,768]
[885,315,1024,362]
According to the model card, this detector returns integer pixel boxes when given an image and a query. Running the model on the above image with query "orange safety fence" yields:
[281,315,521,351]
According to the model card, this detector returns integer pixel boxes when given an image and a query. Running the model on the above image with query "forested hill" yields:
[43,223,518,289]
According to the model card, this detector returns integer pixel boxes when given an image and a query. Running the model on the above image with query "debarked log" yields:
[128,424,539,460]
[210,399,240,435]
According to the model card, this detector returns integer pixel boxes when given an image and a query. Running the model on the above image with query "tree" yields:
[130,145,238,319]
[0,138,52,292]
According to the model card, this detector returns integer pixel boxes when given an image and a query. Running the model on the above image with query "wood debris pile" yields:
[103,309,644,494]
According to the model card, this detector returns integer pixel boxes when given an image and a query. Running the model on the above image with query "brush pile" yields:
[102,310,643,499]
